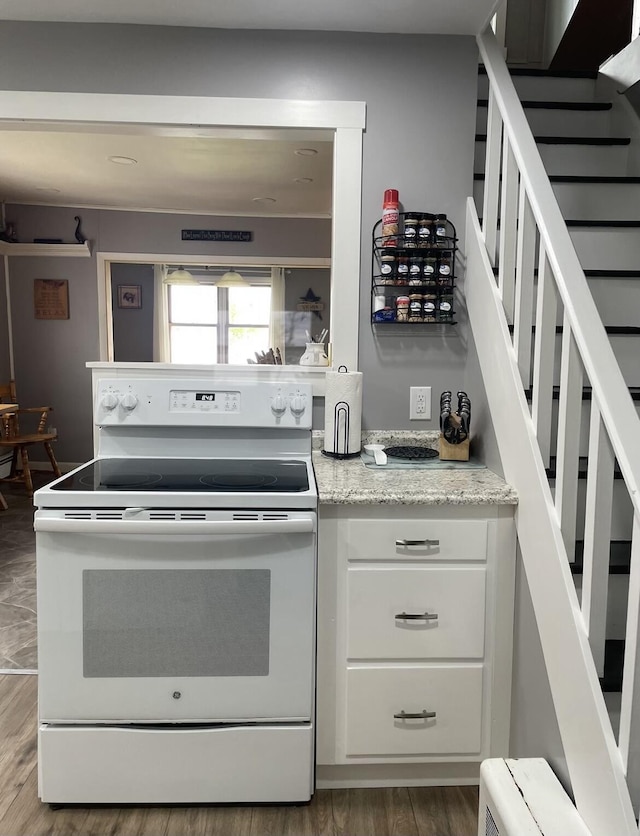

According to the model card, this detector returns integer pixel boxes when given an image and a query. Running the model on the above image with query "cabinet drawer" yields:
[347,567,486,659]
[345,666,483,756]
[345,519,487,562]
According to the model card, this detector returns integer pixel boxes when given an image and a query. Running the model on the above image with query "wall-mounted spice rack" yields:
[371,212,457,325]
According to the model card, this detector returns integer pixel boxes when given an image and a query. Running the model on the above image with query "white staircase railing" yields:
[469,26,640,836]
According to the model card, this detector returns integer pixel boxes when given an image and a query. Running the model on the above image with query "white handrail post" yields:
[582,399,615,675]
[555,319,583,561]
[513,185,536,388]
[482,88,502,267]
[531,245,558,468]
[498,136,518,324]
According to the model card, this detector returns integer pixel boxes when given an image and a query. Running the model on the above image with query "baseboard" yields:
[316,762,480,789]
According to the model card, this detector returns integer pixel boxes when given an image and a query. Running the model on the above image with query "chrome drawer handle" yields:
[394,710,436,720]
[395,611,438,621]
[395,538,440,547]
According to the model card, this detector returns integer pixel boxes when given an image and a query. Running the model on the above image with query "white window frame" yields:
[0,91,365,385]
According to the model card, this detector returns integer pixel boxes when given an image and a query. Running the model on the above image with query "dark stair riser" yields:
[477,99,612,112]
[475,134,630,145]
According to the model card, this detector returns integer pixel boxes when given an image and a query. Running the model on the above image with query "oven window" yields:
[83,569,270,678]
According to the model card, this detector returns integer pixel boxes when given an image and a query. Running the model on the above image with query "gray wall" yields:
[111,263,155,363]
[0,21,480,453]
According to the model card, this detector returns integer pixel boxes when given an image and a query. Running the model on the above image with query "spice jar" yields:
[403,216,419,248]
[395,295,410,322]
[408,293,423,322]
[396,252,409,284]
[418,214,434,248]
[438,293,454,322]
[408,255,423,285]
[422,256,436,281]
[382,188,399,247]
[380,250,397,285]
[423,294,437,323]
[437,250,453,285]
[434,214,449,246]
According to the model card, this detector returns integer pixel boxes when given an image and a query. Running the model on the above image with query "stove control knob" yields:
[290,394,306,417]
[121,392,138,412]
[271,393,287,416]
[100,392,119,411]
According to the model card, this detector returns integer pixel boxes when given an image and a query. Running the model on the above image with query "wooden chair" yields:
[0,381,62,498]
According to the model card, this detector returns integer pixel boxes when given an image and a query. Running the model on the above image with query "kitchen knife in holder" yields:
[439,390,471,461]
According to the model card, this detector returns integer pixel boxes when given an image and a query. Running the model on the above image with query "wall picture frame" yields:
[34,279,69,320]
[118,285,142,309]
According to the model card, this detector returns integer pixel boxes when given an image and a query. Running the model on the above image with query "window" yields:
[168,284,272,365]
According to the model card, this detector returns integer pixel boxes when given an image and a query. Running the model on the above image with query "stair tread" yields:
[475,133,630,145]
[477,98,612,111]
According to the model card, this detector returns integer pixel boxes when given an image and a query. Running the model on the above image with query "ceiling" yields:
[0,0,497,218]
[0,0,499,37]
[0,125,334,218]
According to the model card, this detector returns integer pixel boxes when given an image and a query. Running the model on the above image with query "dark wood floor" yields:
[0,674,479,835]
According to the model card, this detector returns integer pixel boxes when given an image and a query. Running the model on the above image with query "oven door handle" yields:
[34,517,316,535]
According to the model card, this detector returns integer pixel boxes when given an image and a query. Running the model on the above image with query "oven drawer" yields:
[345,665,483,756]
[39,723,314,803]
[347,567,486,659]
[345,518,487,562]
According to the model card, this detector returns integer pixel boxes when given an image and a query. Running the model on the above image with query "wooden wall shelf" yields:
[0,241,91,258]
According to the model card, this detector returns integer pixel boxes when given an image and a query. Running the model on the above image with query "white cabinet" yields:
[316,504,515,782]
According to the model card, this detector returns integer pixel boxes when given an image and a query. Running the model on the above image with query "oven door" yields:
[35,510,316,724]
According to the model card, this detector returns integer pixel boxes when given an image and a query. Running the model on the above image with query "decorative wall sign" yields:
[296,287,324,319]
[118,285,142,309]
[182,229,253,243]
[34,279,69,320]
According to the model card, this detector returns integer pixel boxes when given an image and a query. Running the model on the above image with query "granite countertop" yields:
[312,431,518,506]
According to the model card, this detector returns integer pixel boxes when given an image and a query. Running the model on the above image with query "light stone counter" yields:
[312,431,518,506]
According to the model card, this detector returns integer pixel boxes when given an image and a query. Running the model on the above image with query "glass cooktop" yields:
[52,458,310,493]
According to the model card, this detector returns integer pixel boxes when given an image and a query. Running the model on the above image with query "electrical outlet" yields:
[409,386,431,420]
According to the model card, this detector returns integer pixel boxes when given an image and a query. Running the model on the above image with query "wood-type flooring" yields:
[0,675,479,836]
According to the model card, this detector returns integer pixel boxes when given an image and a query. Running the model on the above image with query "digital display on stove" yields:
[170,389,240,412]
[51,458,310,493]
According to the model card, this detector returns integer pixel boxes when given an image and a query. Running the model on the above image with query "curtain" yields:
[269,267,286,363]
[153,265,170,362]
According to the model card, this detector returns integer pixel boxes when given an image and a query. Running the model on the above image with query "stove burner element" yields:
[200,473,278,489]
[80,472,163,489]
[383,445,439,460]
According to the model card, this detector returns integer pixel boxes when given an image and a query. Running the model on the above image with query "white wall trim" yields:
[0,91,366,131]
[0,90,364,376]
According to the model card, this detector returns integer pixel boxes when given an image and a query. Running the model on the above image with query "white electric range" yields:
[34,378,317,806]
